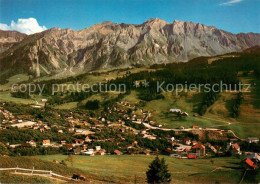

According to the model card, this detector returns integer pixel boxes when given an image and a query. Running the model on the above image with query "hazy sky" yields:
[0,0,259,34]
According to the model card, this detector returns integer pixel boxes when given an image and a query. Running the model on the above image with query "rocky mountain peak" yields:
[0,18,259,78]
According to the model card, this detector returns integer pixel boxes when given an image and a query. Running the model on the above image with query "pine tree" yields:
[146,156,171,183]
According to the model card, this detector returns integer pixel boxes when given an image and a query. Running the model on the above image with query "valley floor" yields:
[36,154,259,183]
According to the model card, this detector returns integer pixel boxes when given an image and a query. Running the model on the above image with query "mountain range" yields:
[0,18,259,78]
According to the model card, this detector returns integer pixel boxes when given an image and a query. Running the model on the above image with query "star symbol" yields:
[133,81,139,88]
[143,81,149,88]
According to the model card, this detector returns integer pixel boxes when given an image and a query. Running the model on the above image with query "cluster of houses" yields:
[169,136,260,159]
[0,107,15,122]
[1,102,260,163]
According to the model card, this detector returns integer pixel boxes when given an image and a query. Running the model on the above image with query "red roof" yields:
[42,139,50,144]
[114,150,122,155]
[187,154,197,159]
[75,139,84,144]
[66,144,73,149]
[232,143,240,150]
[192,143,205,149]
[245,158,256,168]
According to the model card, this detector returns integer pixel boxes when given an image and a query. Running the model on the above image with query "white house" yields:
[169,109,181,113]
[247,137,259,144]
[95,146,101,151]
[83,149,95,156]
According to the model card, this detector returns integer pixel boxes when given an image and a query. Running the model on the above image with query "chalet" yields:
[184,138,191,145]
[215,145,222,151]
[187,153,197,159]
[45,126,51,130]
[84,149,95,156]
[126,144,133,149]
[96,149,106,156]
[206,143,217,153]
[85,136,92,142]
[58,129,63,133]
[245,158,257,169]
[141,129,147,134]
[246,153,260,163]
[231,143,241,155]
[192,125,199,129]
[192,140,198,146]
[95,146,101,151]
[73,147,81,155]
[136,119,142,123]
[83,121,89,126]
[192,143,206,157]
[82,144,88,151]
[28,140,36,147]
[173,144,192,153]
[114,149,123,155]
[247,137,259,144]
[75,129,83,133]
[169,108,181,114]
[68,127,75,132]
[75,139,84,145]
[66,144,73,150]
[143,134,156,140]
[42,139,51,146]
[32,125,39,130]
[179,126,185,130]
[143,149,151,155]
[60,140,66,145]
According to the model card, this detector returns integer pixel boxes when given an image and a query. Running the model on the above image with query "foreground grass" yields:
[37,154,250,183]
[0,171,52,183]
[0,156,110,183]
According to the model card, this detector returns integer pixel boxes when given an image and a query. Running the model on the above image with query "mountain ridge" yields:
[0,18,259,79]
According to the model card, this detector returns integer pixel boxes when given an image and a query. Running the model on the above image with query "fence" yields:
[0,166,74,181]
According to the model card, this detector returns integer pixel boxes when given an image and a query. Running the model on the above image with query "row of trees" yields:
[231,92,243,118]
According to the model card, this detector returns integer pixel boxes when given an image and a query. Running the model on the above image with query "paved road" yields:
[132,119,244,140]
[134,121,219,132]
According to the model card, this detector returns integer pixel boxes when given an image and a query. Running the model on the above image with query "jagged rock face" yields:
[0,18,259,77]
[0,30,27,53]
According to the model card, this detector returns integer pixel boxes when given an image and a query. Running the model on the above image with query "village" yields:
[0,100,259,170]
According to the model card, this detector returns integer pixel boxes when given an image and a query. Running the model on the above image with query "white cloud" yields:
[0,18,47,35]
[219,0,243,5]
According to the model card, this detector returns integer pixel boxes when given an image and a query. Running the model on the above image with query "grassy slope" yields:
[0,74,30,91]
[121,74,260,138]
[123,91,227,129]
[0,156,106,183]
[202,74,260,138]
[0,171,52,183]
[36,154,258,184]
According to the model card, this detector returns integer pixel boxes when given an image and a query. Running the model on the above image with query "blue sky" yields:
[0,0,259,34]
